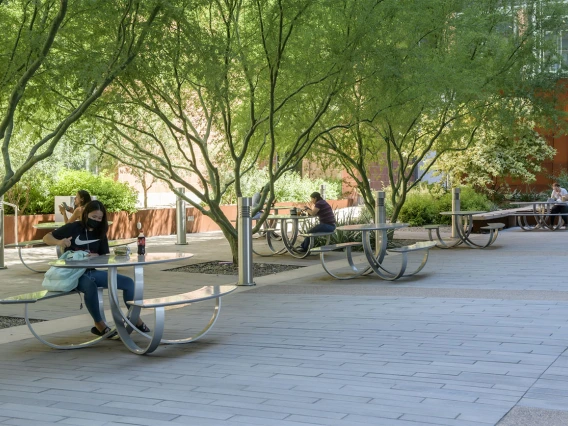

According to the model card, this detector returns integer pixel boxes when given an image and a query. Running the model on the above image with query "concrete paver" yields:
[0,228,567,425]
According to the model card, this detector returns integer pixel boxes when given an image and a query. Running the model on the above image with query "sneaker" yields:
[295,246,307,253]
[124,320,151,333]
[136,322,151,333]
[91,326,118,338]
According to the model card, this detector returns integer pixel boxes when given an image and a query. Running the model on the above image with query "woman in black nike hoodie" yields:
[43,200,150,336]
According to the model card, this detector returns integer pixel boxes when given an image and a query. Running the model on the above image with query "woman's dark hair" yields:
[310,192,322,202]
[81,200,108,237]
[76,190,92,207]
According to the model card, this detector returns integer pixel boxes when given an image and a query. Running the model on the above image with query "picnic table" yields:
[320,223,435,281]
[260,214,334,259]
[509,201,568,231]
[47,252,236,355]
[426,211,504,249]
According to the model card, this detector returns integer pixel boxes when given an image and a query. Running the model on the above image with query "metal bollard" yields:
[452,187,461,238]
[0,196,5,269]
[237,197,255,286]
[175,188,188,245]
[375,191,386,255]
[320,184,326,200]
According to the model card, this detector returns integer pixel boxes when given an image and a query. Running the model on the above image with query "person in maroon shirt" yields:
[297,192,336,252]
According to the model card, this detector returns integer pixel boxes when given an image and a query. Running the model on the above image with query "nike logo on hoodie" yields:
[75,235,100,245]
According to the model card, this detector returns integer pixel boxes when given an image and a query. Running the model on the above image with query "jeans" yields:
[551,205,568,225]
[301,223,336,250]
[76,269,135,323]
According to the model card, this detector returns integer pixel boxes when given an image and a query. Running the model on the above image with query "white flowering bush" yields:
[434,110,555,194]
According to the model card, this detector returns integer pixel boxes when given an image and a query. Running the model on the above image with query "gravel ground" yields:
[0,316,44,330]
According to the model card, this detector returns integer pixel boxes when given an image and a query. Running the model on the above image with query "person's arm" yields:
[59,205,70,223]
[43,233,72,250]
[66,208,82,223]
[97,236,110,256]
[304,205,320,216]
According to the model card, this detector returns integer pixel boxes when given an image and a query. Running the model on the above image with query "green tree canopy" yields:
[0,0,163,197]
[315,0,567,222]
[92,0,371,261]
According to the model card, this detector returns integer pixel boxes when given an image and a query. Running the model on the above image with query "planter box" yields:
[2,198,353,245]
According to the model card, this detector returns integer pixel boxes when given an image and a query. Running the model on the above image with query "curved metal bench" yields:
[311,242,364,279]
[291,231,334,259]
[0,288,110,349]
[5,240,50,272]
[513,213,565,231]
[425,223,503,249]
[385,241,437,279]
[479,223,505,245]
[124,284,238,355]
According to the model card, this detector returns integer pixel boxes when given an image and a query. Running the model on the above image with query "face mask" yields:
[87,218,101,229]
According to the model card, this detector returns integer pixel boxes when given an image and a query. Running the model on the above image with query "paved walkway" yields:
[0,228,567,425]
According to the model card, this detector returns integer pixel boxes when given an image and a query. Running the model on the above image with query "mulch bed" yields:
[165,261,304,276]
[0,317,44,330]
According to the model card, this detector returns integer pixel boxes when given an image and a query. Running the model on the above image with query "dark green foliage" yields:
[548,170,568,194]
[4,169,138,214]
[48,170,138,213]
[503,187,548,203]
[398,186,492,226]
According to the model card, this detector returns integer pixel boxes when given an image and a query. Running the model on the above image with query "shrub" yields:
[222,168,342,204]
[4,169,138,214]
[397,184,492,226]
[503,188,548,203]
[549,169,568,191]
[3,171,52,215]
[397,194,440,226]
[48,170,138,213]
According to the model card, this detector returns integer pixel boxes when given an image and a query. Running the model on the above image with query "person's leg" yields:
[76,270,146,332]
[551,205,561,226]
[562,205,568,227]
[76,270,110,333]
[76,271,105,324]
[300,223,336,250]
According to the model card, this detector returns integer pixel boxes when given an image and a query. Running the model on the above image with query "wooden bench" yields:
[126,285,238,354]
[472,207,531,221]
[5,238,137,273]
[386,241,437,278]
[0,288,110,349]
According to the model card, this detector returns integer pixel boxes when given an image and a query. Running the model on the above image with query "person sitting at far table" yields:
[59,190,91,224]
[550,182,568,228]
[296,191,336,253]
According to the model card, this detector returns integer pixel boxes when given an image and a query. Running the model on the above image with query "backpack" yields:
[42,251,89,292]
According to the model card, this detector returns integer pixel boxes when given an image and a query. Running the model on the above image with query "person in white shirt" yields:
[550,183,568,227]
[551,183,568,201]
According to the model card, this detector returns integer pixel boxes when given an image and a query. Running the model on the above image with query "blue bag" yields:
[42,251,89,292]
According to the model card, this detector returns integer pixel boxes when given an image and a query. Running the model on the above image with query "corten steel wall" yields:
[2,199,352,245]
[505,79,568,193]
